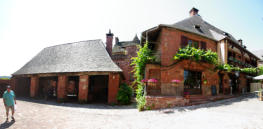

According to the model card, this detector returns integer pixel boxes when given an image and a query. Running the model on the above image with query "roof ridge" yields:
[44,39,102,49]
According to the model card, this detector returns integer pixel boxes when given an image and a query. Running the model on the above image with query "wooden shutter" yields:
[181,36,188,48]
[200,41,207,50]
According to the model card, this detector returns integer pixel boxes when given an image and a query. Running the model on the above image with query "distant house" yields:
[111,35,140,84]
[141,8,260,108]
[11,39,122,104]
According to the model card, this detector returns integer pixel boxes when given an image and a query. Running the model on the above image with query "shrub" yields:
[117,83,133,105]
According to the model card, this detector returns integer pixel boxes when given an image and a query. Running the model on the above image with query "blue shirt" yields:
[3,90,15,106]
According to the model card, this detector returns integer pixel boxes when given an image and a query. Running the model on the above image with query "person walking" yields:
[3,85,16,121]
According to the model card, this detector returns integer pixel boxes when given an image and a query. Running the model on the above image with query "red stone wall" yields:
[113,45,138,85]
[145,96,189,110]
[30,76,39,97]
[159,27,217,66]
[57,75,68,102]
[145,60,219,96]
[108,73,120,104]
[78,75,89,103]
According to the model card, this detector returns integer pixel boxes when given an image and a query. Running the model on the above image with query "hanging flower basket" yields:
[171,79,181,87]
[147,79,158,87]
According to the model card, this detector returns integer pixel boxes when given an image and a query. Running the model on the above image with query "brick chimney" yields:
[106,29,114,56]
[189,7,199,16]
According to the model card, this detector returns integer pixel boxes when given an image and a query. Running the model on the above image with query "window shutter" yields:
[201,41,207,50]
[181,36,188,48]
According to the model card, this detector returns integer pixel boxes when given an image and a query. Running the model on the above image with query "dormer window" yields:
[223,32,230,37]
[194,25,203,33]
[194,25,201,29]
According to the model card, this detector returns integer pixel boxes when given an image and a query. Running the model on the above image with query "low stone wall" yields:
[145,96,189,110]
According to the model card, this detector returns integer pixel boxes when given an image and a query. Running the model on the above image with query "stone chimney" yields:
[106,29,114,56]
[238,39,243,46]
[115,37,119,45]
[189,7,199,17]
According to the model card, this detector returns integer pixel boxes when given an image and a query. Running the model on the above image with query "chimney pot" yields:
[238,39,243,46]
[189,7,199,16]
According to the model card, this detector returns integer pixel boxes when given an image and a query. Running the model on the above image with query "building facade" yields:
[11,39,122,104]
[141,8,260,99]
[106,32,140,85]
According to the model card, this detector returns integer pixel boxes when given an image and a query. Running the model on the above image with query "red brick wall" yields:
[108,73,120,104]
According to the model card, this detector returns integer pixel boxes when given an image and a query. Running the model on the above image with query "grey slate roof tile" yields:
[13,39,122,75]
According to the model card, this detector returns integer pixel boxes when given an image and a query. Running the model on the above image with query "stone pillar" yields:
[108,73,120,104]
[57,75,68,102]
[78,75,89,103]
[30,76,39,97]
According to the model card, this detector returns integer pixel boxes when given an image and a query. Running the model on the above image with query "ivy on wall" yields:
[174,45,218,65]
[131,41,154,111]
[173,45,263,76]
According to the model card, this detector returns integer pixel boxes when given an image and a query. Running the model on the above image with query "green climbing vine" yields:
[173,45,263,76]
[216,64,263,75]
[131,41,154,111]
[174,45,218,65]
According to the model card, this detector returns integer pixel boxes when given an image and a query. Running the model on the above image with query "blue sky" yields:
[0,0,262,76]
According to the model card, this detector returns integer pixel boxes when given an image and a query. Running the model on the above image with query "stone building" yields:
[109,33,140,85]
[141,8,260,108]
[11,39,122,104]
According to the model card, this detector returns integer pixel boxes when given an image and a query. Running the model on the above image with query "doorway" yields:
[67,76,79,101]
[218,73,224,94]
[184,70,202,95]
[228,73,239,94]
[88,75,109,103]
[38,76,58,100]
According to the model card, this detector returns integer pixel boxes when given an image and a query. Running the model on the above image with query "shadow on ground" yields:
[16,97,137,110]
[0,120,15,129]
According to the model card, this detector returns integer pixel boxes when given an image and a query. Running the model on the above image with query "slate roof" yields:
[162,15,238,42]
[252,49,263,60]
[142,15,259,59]
[13,39,122,75]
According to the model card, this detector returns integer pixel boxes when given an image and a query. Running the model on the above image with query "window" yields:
[181,36,188,48]
[188,40,199,48]
[200,41,207,50]
[181,35,199,49]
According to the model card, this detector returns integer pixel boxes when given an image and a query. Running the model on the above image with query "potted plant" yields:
[147,78,158,87]
[171,79,181,87]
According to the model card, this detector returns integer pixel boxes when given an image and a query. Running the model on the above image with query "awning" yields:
[253,75,263,80]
